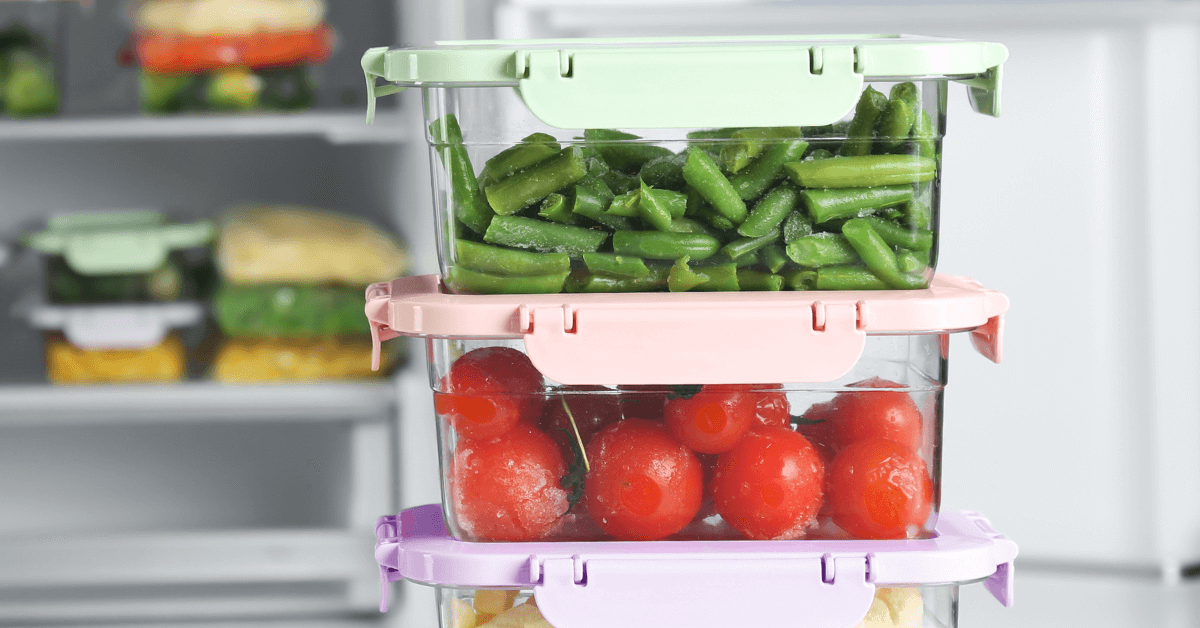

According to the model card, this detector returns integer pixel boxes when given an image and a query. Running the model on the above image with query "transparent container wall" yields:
[0,2,64,119]
[435,584,959,628]
[426,334,947,542]
[422,79,947,295]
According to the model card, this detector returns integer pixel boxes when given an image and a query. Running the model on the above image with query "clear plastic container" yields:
[24,210,217,305]
[364,274,1009,543]
[430,335,943,543]
[374,505,1017,628]
[362,36,1008,294]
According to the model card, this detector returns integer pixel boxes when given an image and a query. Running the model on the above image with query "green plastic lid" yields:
[362,34,1007,128]
[25,210,215,276]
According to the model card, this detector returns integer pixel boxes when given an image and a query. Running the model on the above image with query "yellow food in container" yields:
[211,337,397,383]
[46,333,186,384]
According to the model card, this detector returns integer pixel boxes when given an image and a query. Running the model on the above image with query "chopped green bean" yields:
[584,128,674,173]
[666,217,721,239]
[639,153,688,191]
[477,132,561,189]
[737,269,784,291]
[896,249,929,275]
[721,226,781,261]
[784,155,937,188]
[583,252,650,278]
[878,98,916,150]
[783,210,813,244]
[430,114,492,235]
[815,266,890,290]
[839,86,888,157]
[786,233,860,267]
[722,127,802,173]
[738,182,798,237]
[484,215,608,256]
[612,230,721,261]
[760,244,789,274]
[859,216,933,251]
[729,139,809,202]
[668,256,706,292]
[606,189,641,217]
[572,178,631,231]
[455,239,570,276]
[538,193,575,224]
[565,266,670,293]
[683,149,747,224]
[801,185,914,224]
[484,147,588,215]
[842,218,924,289]
[447,266,568,294]
[913,110,937,160]
[783,268,817,291]
[639,181,688,231]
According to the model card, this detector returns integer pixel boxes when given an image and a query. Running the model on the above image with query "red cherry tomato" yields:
[436,346,545,440]
[664,384,756,454]
[710,426,825,540]
[450,424,568,541]
[540,385,623,455]
[823,378,923,454]
[825,437,933,539]
[584,419,703,541]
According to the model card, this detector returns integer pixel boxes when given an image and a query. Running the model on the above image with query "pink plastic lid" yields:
[375,505,1017,626]
[365,274,1009,385]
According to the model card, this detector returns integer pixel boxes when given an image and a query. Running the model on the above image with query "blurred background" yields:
[1,0,1198,627]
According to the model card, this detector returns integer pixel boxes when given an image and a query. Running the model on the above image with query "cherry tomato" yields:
[539,385,623,455]
[436,347,545,440]
[450,424,568,542]
[825,437,933,539]
[823,378,923,454]
[664,384,756,454]
[584,419,703,541]
[710,426,825,540]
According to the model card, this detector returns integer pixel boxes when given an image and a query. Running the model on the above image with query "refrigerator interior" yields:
[6,0,1200,626]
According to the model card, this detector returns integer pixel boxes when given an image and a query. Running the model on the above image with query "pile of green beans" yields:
[432,82,939,294]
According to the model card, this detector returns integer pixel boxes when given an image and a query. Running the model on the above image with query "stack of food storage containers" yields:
[20,210,215,384]
[360,35,1014,628]
[130,0,334,113]
[210,205,408,382]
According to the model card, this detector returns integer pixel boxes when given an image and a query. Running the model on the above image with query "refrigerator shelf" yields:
[0,380,398,426]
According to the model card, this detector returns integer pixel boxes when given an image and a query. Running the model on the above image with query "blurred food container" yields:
[210,205,408,382]
[130,0,334,113]
[0,14,60,118]
[25,210,217,304]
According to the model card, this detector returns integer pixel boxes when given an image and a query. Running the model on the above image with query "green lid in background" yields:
[25,210,215,276]
[362,35,1007,128]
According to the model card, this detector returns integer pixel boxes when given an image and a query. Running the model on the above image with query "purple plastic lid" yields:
[375,505,1017,627]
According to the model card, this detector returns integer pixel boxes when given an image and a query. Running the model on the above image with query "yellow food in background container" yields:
[210,337,397,383]
[46,333,186,384]
[217,205,408,286]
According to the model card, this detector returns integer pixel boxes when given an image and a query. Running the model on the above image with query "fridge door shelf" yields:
[375,505,1017,626]
[365,273,1008,384]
